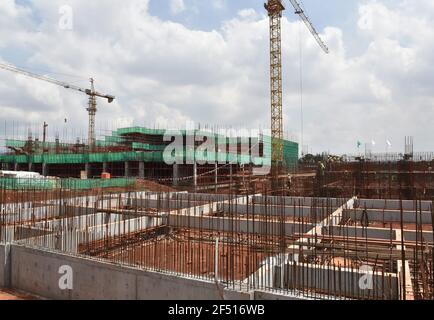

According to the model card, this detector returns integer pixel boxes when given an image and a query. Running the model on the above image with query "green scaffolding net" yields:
[1,127,299,169]
[0,177,136,190]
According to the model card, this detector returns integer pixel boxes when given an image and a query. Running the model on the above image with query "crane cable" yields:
[298,14,304,157]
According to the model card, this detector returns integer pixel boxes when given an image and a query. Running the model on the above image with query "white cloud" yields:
[237,9,258,20]
[170,0,186,15]
[0,0,20,17]
[212,0,226,10]
[0,0,433,153]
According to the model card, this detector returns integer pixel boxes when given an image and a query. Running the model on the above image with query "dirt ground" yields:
[82,230,274,282]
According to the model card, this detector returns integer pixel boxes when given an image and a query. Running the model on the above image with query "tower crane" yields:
[264,0,328,183]
[0,62,115,150]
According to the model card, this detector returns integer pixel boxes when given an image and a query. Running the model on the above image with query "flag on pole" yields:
[386,140,392,147]
[371,140,376,146]
[357,141,362,149]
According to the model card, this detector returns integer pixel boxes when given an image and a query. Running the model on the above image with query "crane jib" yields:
[0,60,115,150]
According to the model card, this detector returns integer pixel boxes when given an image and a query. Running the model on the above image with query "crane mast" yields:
[265,0,285,178]
[87,78,98,150]
[0,62,115,151]
[265,0,328,190]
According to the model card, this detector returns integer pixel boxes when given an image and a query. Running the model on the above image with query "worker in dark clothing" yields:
[361,208,369,228]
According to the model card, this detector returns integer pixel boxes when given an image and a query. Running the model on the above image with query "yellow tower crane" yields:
[0,62,115,150]
[264,0,328,184]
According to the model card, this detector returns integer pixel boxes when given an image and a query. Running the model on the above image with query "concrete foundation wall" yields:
[132,199,209,210]
[224,204,332,220]
[252,196,345,208]
[168,215,313,236]
[0,205,60,223]
[34,213,122,230]
[170,193,234,202]
[2,244,314,300]
[403,230,433,243]
[322,226,396,240]
[10,244,253,300]
[279,263,399,300]
[344,209,433,224]
[358,199,432,211]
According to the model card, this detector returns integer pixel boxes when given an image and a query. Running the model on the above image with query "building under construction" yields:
[0,127,298,191]
[0,138,433,300]
[0,0,433,302]
[0,186,432,300]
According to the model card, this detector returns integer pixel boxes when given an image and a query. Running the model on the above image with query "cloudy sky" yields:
[0,0,433,154]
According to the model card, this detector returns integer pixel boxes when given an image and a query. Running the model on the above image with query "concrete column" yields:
[103,162,108,173]
[42,163,48,177]
[13,163,18,171]
[4,244,11,287]
[139,161,145,179]
[173,164,179,187]
[229,164,233,192]
[1,244,11,288]
[215,163,218,193]
[28,162,33,172]
[125,161,130,178]
[193,162,197,189]
[84,163,91,179]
